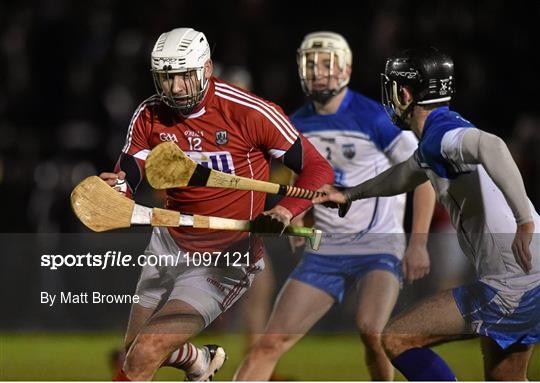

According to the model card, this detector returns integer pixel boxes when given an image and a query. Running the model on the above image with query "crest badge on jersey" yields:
[215,130,228,145]
[342,143,355,159]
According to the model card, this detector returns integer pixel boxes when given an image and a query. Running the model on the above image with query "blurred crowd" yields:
[1,0,539,232]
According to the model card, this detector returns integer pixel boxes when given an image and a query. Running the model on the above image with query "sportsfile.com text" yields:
[40,251,251,270]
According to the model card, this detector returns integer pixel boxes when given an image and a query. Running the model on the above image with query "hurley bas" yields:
[41,291,140,307]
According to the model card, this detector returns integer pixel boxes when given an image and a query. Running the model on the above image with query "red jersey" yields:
[121,77,299,257]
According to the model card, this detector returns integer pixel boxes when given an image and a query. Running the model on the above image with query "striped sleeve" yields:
[122,96,159,158]
[214,81,298,157]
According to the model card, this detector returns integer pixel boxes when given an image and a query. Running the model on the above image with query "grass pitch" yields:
[1,332,538,380]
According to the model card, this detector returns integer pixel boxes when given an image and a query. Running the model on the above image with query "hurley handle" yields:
[278,185,325,199]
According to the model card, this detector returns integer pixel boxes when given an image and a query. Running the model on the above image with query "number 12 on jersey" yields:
[188,137,202,151]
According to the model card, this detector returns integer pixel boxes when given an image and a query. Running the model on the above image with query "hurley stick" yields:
[70,176,323,250]
[145,141,325,200]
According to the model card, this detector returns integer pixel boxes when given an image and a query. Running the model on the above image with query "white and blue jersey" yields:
[288,89,417,302]
[291,89,417,258]
[414,106,540,348]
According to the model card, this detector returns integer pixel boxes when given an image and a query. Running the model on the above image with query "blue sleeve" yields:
[372,111,401,152]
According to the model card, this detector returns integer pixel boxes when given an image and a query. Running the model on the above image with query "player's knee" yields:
[360,332,383,350]
[381,332,410,359]
[253,333,294,357]
[356,318,383,349]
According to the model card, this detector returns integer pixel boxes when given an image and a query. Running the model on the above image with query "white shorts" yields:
[135,228,264,326]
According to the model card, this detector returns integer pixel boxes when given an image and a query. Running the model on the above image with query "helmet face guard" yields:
[151,66,208,115]
[297,49,350,104]
[296,31,352,105]
[380,73,414,130]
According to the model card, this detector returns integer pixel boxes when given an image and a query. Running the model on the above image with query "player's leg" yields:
[355,269,400,381]
[382,289,472,380]
[123,299,207,381]
[117,228,241,381]
[124,303,155,351]
[110,303,155,378]
[239,254,276,349]
[481,337,534,380]
[234,278,335,381]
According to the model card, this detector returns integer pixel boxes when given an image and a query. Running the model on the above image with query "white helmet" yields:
[297,31,352,104]
[151,28,211,114]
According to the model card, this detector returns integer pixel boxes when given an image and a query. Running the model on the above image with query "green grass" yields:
[1,333,538,380]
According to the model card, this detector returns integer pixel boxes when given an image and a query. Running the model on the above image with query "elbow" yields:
[479,133,508,160]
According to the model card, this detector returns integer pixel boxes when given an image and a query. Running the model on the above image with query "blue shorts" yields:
[453,281,540,349]
[290,252,402,303]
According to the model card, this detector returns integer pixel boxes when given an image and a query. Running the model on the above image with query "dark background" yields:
[2,0,540,234]
[0,0,538,331]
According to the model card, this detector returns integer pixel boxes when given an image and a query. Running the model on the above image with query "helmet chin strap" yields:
[310,84,347,105]
[310,89,337,104]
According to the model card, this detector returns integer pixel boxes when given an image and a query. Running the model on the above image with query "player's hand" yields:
[252,205,293,235]
[402,235,430,283]
[312,184,347,206]
[99,171,127,194]
[512,221,534,273]
[312,184,352,217]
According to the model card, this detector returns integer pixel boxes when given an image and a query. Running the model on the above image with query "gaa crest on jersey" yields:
[342,143,355,159]
[215,130,228,145]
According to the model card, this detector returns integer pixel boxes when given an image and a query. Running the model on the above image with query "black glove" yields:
[321,186,352,218]
[251,214,286,234]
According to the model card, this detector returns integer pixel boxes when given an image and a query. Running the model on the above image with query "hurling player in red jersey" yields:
[100,28,333,381]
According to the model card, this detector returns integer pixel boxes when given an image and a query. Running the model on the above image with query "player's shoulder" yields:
[347,89,392,130]
[428,107,474,130]
[289,102,314,124]
[133,94,161,112]
[420,108,475,158]
[347,89,385,114]
[213,77,286,119]
[423,107,476,144]
[129,94,163,123]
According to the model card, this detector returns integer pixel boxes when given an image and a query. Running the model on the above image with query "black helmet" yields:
[381,47,454,128]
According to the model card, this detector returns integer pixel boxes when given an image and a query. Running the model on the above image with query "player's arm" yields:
[400,180,435,282]
[315,153,428,209]
[386,132,435,282]
[99,100,152,198]
[459,128,534,272]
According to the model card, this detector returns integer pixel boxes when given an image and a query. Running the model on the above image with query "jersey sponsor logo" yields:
[159,132,179,142]
[342,143,356,159]
[185,151,235,174]
[184,130,204,137]
[215,130,228,145]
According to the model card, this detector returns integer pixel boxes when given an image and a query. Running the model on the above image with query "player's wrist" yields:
[273,205,293,221]
[408,233,429,247]
[342,186,359,202]
[517,220,535,233]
